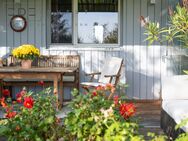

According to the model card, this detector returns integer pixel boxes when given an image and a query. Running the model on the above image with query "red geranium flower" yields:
[5,111,17,118]
[38,80,44,86]
[119,103,135,119]
[2,89,10,97]
[113,95,119,106]
[16,90,26,103]
[16,93,22,103]
[92,91,97,97]
[23,97,34,109]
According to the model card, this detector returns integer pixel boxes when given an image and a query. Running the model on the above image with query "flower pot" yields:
[21,60,32,69]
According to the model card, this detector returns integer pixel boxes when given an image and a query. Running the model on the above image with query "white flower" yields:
[100,107,113,118]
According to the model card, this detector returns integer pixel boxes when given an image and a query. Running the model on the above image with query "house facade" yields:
[0,0,180,100]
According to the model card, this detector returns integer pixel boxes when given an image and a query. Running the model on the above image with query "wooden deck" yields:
[135,101,164,140]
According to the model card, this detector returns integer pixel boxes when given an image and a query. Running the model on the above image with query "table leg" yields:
[0,79,3,97]
[59,74,63,108]
[53,77,59,109]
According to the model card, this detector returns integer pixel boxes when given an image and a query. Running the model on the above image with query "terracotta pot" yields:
[21,60,32,69]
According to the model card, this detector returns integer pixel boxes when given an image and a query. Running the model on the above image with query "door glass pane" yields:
[78,0,118,44]
[51,0,72,43]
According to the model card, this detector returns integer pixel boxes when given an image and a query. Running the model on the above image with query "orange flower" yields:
[119,103,135,119]
[105,83,115,93]
[0,97,7,108]
[23,97,34,109]
[2,89,10,97]
[5,111,17,119]
[95,85,105,91]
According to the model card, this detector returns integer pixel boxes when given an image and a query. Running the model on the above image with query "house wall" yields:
[0,0,179,100]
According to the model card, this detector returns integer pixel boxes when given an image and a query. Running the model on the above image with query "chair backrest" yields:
[36,55,80,68]
[98,57,123,85]
[7,55,80,68]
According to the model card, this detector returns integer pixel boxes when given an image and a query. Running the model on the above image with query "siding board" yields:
[140,0,148,99]
[6,0,14,52]
[0,0,7,57]
[20,0,28,44]
[126,0,134,99]
[153,0,162,99]
[147,3,155,99]
[28,0,35,44]
[133,0,141,99]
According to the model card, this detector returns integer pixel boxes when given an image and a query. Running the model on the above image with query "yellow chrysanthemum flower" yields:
[12,44,40,60]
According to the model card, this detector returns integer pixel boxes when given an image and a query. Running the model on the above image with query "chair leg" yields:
[108,92,115,100]
[81,85,90,93]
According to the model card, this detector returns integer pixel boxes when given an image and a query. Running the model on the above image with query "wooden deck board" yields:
[135,102,165,140]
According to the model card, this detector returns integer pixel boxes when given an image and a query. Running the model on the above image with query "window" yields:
[78,0,118,44]
[50,0,119,45]
[51,0,72,43]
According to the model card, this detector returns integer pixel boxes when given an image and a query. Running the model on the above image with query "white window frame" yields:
[48,0,121,48]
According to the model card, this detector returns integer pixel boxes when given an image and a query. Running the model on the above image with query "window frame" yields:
[48,0,121,47]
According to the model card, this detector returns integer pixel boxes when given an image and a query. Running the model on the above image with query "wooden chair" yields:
[80,57,123,94]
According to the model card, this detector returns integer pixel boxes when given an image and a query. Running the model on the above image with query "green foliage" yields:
[0,88,63,141]
[176,133,188,141]
[62,86,142,141]
[141,4,188,48]
[147,132,167,141]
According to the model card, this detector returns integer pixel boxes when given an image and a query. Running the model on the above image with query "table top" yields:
[0,66,78,73]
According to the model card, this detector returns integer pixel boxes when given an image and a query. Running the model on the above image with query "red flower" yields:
[16,90,26,103]
[92,91,97,97]
[16,94,22,103]
[38,80,44,86]
[0,97,7,108]
[5,111,17,119]
[15,125,21,131]
[113,95,119,106]
[119,103,135,119]
[23,97,34,109]
[2,89,10,97]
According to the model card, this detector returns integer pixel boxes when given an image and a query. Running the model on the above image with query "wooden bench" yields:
[3,55,80,99]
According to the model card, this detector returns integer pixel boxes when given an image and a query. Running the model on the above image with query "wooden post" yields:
[53,76,59,109]
[59,73,63,108]
[0,79,3,97]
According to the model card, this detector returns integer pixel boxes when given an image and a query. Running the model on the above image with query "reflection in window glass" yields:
[78,0,118,44]
[51,0,72,43]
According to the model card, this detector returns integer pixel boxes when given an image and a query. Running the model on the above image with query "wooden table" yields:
[0,67,78,107]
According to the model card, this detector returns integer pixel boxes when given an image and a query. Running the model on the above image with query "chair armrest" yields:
[85,72,101,76]
[104,74,120,78]
[85,72,101,82]
[104,74,121,84]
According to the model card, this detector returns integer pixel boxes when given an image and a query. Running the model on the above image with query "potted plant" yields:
[12,44,40,69]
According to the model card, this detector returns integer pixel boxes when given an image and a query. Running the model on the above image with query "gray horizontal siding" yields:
[0,0,179,100]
